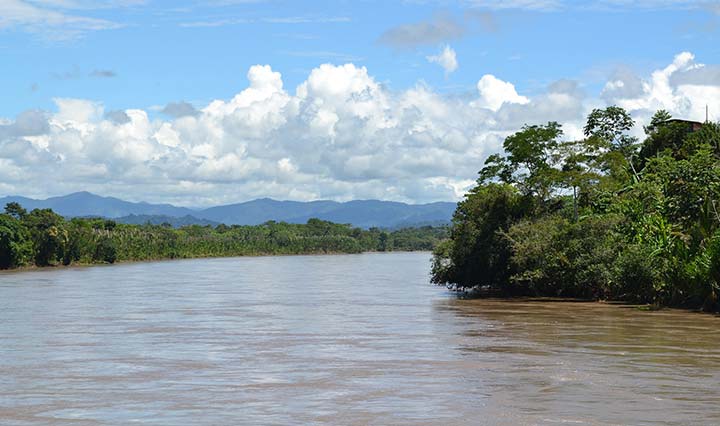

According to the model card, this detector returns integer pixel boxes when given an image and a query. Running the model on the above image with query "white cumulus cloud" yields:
[474,74,530,111]
[426,45,459,74]
[2,52,720,206]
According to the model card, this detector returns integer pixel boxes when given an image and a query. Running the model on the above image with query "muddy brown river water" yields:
[1,252,719,425]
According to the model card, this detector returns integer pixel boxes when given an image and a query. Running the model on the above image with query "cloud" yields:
[179,16,350,28]
[707,2,720,14]
[377,11,499,49]
[161,101,199,118]
[262,16,351,24]
[426,45,459,74]
[52,66,82,79]
[105,110,131,124]
[462,0,562,11]
[203,0,267,5]
[179,18,253,27]
[464,10,498,31]
[280,50,364,62]
[89,69,117,78]
[0,110,49,139]
[378,14,466,48]
[25,1,146,9]
[461,0,702,11]
[53,66,116,79]
[601,52,704,116]
[598,52,720,133]
[0,0,123,40]
[474,74,529,111]
[590,0,705,10]
[601,66,645,102]
[670,64,720,86]
[2,52,720,205]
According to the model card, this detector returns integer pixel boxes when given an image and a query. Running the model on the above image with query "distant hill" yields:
[198,198,456,228]
[309,200,456,229]
[0,191,194,218]
[115,214,220,228]
[0,192,457,228]
[199,198,340,225]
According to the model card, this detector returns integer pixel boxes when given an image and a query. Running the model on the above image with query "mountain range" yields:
[0,192,456,229]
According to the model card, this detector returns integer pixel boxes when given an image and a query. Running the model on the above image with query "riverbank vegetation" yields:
[0,204,447,270]
[432,107,720,311]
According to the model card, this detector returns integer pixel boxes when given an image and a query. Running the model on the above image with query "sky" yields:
[2,0,720,206]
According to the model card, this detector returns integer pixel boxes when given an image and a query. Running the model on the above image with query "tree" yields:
[560,154,586,222]
[584,106,639,179]
[584,106,635,145]
[480,122,564,202]
[504,214,623,299]
[93,236,118,264]
[378,232,389,251]
[684,121,720,158]
[23,209,66,266]
[0,214,31,269]
[557,138,605,222]
[642,148,720,232]
[638,110,699,164]
[433,101,720,310]
[643,109,672,135]
[4,202,27,220]
[431,183,530,290]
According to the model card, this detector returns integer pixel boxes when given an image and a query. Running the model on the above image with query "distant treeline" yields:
[432,107,720,311]
[0,203,447,269]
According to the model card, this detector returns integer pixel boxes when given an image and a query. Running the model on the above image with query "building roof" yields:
[664,118,703,126]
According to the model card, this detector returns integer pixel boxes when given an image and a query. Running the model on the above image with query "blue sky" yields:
[4,0,718,117]
[2,0,720,205]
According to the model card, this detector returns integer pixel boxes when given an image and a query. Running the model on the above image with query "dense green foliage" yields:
[432,108,720,311]
[0,208,447,269]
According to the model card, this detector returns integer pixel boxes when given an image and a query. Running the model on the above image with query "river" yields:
[1,252,719,425]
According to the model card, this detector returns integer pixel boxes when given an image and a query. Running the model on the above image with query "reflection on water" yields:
[1,252,719,425]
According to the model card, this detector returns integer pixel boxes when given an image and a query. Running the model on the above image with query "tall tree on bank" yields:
[584,106,640,180]
[0,212,31,269]
[23,209,67,266]
[480,122,564,206]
